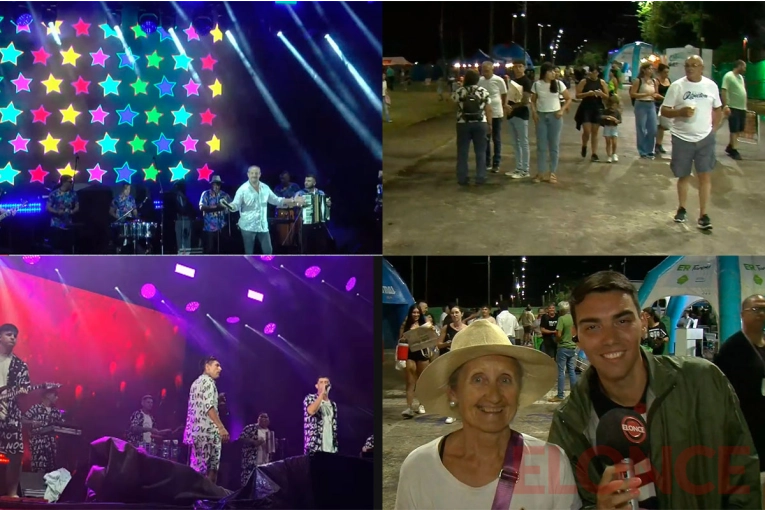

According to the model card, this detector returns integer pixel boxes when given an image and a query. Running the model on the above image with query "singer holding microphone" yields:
[548,271,761,509]
[303,377,338,454]
[395,321,581,509]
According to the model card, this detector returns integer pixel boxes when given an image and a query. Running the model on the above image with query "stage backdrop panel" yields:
[0,268,186,466]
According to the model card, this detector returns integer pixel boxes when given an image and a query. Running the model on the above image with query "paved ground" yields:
[382,350,574,510]
[383,90,765,255]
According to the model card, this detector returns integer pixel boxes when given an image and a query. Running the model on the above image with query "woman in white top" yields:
[530,62,572,184]
[383,73,392,123]
[395,321,581,509]
[629,62,661,158]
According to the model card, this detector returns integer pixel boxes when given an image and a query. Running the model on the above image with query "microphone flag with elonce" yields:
[595,407,649,464]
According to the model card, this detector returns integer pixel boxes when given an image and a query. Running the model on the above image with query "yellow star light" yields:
[39,133,61,154]
[60,46,81,66]
[207,134,220,153]
[210,24,223,43]
[41,74,63,94]
[57,163,77,178]
[60,104,81,125]
[45,20,63,36]
[209,79,222,98]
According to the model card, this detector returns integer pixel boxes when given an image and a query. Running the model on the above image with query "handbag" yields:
[491,430,524,510]
[384,95,391,106]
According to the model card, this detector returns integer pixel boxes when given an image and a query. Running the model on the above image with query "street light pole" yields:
[523,2,528,61]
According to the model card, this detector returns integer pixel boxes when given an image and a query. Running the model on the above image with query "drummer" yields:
[110,184,138,223]
[273,171,300,199]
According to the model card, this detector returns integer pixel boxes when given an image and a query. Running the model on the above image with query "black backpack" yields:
[460,86,483,122]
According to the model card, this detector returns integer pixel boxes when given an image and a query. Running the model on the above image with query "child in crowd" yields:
[601,94,623,163]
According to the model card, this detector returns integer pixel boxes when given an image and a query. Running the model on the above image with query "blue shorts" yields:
[603,126,619,138]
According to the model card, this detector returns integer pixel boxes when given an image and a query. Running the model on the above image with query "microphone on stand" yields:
[595,408,649,510]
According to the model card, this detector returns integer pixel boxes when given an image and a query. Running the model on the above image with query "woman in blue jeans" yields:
[530,62,572,183]
[630,62,660,158]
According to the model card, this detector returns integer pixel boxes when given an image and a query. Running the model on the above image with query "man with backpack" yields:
[450,69,493,185]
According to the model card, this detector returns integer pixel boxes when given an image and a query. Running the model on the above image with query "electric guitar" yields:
[0,201,28,225]
[0,383,61,420]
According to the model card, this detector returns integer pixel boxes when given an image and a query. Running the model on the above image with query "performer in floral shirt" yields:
[239,412,276,487]
[110,184,138,223]
[361,435,373,458]
[45,176,79,254]
[126,395,159,446]
[0,324,31,497]
[183,356,229,483]
[199,176,232,254]
[24,388,62,473]
[303,376,338,454]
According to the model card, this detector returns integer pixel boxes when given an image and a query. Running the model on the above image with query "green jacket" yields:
[548,352,762,509]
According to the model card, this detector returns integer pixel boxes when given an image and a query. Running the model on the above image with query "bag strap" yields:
[491,431,524,510]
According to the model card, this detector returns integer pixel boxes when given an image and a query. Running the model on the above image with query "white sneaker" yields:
[417,405,426,414]
[402,408,415,418]
[612,154,619,162]
[607,155,613,163]
[445,417,455,424]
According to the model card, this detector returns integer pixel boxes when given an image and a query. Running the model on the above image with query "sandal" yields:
[549,175,558,184]
[534,174,550,183]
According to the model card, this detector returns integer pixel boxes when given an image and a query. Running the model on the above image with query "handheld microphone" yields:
[595,407,649,510]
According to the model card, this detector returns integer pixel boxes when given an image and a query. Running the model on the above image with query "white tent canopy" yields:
[383,56,413,66]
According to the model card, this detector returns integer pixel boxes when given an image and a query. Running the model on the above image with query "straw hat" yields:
[415,321,557,418]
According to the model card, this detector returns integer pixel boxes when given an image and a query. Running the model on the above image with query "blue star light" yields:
[169,162,190,181]
[172,53,194,71]
[117,104,139,126]
[99,23,119,39]
[155,76,176,98]
[153,133,174,154]
[171,105,193,126]
[114,162,137,183]
[96,132,119,154]
[99,74,121,96]
[117,52,140,70]
[0,42,23,65]
[0,162,20,184]
[0,102,23,124]
[158,27,173,42]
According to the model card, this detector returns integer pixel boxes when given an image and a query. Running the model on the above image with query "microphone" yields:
[595,408,649,510]
[326,383,331,392]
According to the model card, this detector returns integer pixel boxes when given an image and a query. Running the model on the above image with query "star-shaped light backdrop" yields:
[0,14,224,187]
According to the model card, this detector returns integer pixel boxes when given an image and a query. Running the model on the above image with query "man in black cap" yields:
[199,176,232,254]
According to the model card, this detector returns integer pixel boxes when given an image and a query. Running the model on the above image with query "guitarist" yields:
[23,388,62,473]
[0,324,31,497]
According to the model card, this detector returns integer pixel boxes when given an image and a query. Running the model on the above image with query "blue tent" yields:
[492,43,534,68]
[382,259,414,348]
[606,41,654,78]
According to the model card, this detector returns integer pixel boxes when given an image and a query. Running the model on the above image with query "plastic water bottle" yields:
[162,440,170,459]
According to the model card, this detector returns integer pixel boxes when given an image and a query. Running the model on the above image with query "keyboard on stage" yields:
[35,425,82,436]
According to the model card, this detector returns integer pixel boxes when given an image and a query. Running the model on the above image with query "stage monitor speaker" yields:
[253,453,372,509]
[19,471,46,498]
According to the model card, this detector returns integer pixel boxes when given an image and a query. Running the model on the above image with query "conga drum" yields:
[275,208,296,247]
[395,343,409,371]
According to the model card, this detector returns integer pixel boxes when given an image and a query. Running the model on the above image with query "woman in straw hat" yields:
[395,321,581,509]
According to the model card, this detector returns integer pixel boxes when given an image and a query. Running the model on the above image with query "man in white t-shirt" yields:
[496,302,520,344]
[478,61,508,173]
[661,55,727,231]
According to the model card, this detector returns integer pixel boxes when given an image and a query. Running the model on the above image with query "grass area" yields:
[383,82,454,132]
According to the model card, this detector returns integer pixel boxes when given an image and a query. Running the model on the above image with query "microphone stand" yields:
[156,158,165,255]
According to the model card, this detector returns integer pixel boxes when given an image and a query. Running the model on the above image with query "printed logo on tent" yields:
[382,285,396,295]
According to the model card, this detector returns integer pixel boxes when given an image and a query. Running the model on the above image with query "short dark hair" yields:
[200,355,218,372]
[305,174,317,181]
[0,324,18,335]
[657,63,669,73]
[464,70,480,87]
[317,375,330,383]
[642,307,659,322]
[60,175,73,184]
[512,59,525,66]
[43,388,58,398]
[570,271,640,325]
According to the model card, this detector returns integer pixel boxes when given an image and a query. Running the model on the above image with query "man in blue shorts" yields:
[661,55,727,231]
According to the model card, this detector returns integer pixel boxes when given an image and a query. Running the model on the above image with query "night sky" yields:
[386,256,666,307]
[383,1,642,64]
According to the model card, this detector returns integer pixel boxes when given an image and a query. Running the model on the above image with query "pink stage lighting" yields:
[226,317,240,324]
[22,256,40,265]
[185,301,200,312]
[247,290,264,302]
[345,277,356,292]
[141,284,157,299]
[305,266,321,278]
[264,323,276,335]
[260,256,275,261]
[175,264,196,278]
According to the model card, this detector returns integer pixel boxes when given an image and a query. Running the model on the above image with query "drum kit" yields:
[112,220,157,253]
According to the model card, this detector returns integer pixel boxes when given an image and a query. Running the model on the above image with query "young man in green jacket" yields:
[548,271,761,509]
